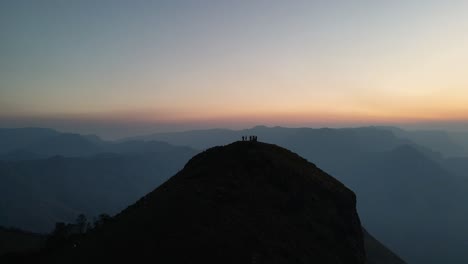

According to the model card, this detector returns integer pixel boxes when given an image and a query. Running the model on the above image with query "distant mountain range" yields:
[1,126,468,263]
[0,128,198,232]
[377,126,468,157]
[0,127,196,160]
[128,125,468,158]
[3,142,405,264]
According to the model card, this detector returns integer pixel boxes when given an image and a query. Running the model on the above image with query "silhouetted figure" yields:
[247,135,257,142]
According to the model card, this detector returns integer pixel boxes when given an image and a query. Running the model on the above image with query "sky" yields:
[1,0,468,138]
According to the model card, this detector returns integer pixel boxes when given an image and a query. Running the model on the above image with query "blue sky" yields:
[2,1,468,138]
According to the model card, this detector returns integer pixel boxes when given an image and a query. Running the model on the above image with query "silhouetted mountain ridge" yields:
[0,149,197,232]
[0,128,195,160]
[127,126,468,264]
[30,141,369,263]
[0,128,60,154]
[378,126,468,157]
[2,126,465,263]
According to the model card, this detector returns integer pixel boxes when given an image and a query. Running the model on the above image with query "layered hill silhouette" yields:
[5,126,463,263]
[0,128,199,232]
[0,127,196,161]
[129,126,468,263]
[0,149,197,232]
[23,141,373,263]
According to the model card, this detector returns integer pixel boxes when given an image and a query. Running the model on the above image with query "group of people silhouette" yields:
[241,135,257,142]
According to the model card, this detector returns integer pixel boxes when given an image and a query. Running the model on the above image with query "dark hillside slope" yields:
[0,227,45,256]
[37,141,366,264]
[134,126,465,263]
[363,229,406,264]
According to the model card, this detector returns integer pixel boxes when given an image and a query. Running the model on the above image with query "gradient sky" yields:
[2,1,468,138]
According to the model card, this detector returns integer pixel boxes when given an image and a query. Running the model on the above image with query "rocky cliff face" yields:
[27,141,367,264]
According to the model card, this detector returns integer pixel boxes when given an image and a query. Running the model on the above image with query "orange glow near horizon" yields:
[6,105,467,127]
[2,1,468,133]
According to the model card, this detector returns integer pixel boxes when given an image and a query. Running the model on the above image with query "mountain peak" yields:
[182,141,346,191]
[35,141,366,264]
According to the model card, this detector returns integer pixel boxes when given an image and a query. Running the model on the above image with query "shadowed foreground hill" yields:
[0,227,45,256]
[29,141,366,264]
[364,229,406,264]
[132,126,463,263]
